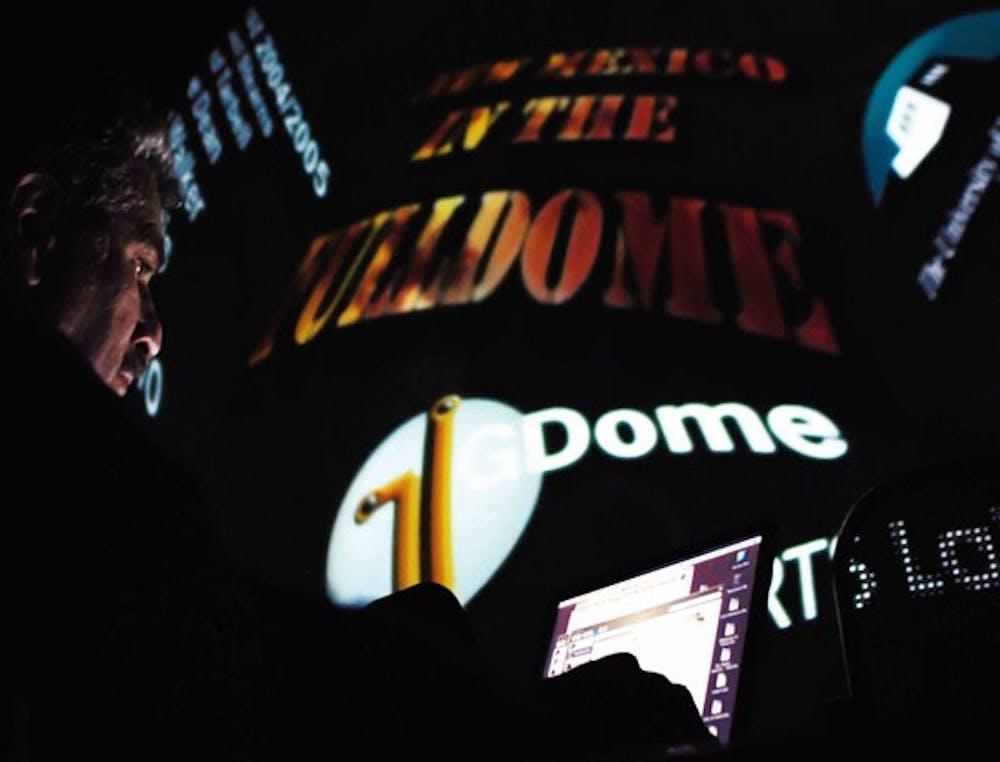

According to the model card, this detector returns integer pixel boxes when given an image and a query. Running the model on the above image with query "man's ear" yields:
[8,172,63,287]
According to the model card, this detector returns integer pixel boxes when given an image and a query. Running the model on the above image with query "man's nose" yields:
[134,290,163,358]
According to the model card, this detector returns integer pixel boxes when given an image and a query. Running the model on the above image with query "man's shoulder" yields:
[0,296,120,427]
[0,295,213,563]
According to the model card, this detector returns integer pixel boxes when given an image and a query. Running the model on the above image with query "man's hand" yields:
[537,653,721,755]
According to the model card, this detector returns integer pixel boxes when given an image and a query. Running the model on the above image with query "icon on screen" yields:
[736,550,747,562]
[711,699,723,715]
[724,622,736,637]
[728,597,740,612]
[716,672,728,688]
[707,725,719,737]
[720,647,732,662]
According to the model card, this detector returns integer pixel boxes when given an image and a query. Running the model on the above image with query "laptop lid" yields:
[540,529,768,748]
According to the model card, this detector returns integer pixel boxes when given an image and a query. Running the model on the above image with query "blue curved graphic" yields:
[862,11,1000,205]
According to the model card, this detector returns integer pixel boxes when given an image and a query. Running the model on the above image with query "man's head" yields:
[6,92,178,396]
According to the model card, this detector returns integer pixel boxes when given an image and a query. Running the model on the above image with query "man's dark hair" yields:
[2,74,181,300]
[27,77,181,228]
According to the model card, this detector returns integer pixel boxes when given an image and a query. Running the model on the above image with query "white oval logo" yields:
[326,396,542,606]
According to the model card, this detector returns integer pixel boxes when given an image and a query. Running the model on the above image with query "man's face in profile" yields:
[49,169,165,397]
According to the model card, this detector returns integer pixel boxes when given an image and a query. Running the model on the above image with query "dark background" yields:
[3,0,998,749]
[4,1,996,153]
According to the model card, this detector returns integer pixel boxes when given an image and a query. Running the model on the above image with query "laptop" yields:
[540,530,768,748]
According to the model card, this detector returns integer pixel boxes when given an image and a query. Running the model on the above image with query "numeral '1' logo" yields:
[354,395,459,593]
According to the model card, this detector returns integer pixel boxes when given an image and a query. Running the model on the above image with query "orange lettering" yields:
[522,189,602,304]
[666,48,688,75]
[469,191,532,302]
[248,232,339,365]
[666,197,721,323]
[366,196,467,317]
[337,204,422,327]
[293,220,374,345]
[603,192,666,310]
[585,48,631,75]
[412,102,510,160]
[760,211,839,353]
[719,204,787,340]
[627,47,660,74]
[514,96,571,142]
[538,51,587,78]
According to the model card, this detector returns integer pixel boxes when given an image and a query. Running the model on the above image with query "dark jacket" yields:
[0,296,716,761]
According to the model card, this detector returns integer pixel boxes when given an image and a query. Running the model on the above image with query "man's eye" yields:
[135,259,153,277]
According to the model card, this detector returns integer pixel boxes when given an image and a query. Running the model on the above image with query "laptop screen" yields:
[541,533,764,747]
